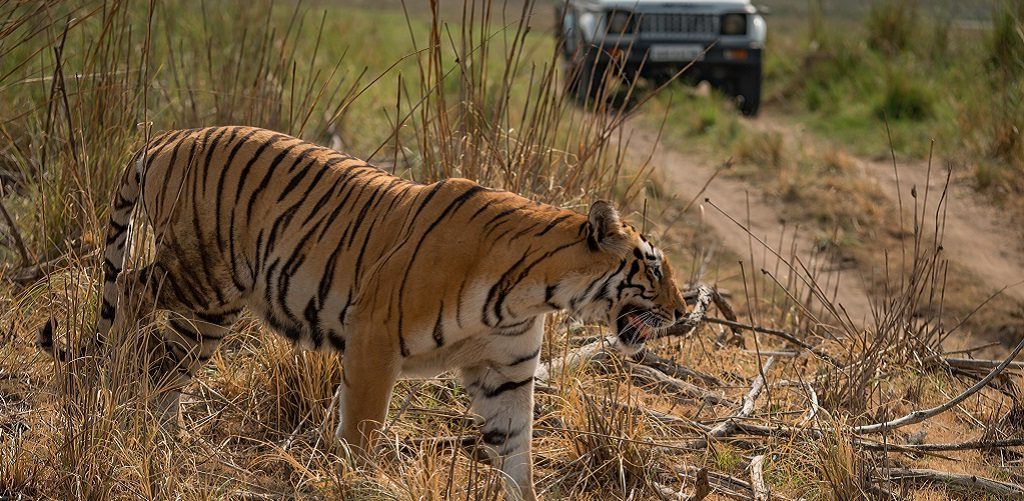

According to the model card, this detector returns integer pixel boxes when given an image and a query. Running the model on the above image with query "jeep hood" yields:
[592,0,753,9]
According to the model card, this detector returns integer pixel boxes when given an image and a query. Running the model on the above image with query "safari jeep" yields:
[557,0,767,115]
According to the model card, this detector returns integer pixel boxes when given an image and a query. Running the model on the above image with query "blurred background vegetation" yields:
[2,1,1023,498]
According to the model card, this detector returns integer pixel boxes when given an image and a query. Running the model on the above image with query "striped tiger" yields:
[38,126,687,500]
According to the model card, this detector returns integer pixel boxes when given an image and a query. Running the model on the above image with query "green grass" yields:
[3,1,1023,499]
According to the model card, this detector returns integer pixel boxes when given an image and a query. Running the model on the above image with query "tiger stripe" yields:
[36,126,688,501]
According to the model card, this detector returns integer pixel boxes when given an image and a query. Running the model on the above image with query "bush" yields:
[865,0,919,55]
[987,0,1024,79]
[876,72,933,121]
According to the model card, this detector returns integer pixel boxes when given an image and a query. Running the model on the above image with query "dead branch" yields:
[774,379,819,425]
[654,468,709,501]
[673,465,797,501]
[661,285,715,339]
[677,356,777,449]
[545,347,735,406]
[875,468,1024,497]
[728,424,1024,455]
[631,349,724,386]
[853,333,1024,435]
[749,455,768,501]
[854,437,1024,452]
[619,361,735,406]
[536,285,716,383]
[942,357,1024,371]
[704,316,842,367]
[4,255,61,284]
[535,336,637,383]
[0,189,32,267]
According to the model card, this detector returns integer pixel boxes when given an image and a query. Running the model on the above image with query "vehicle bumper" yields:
[585,40,762,72]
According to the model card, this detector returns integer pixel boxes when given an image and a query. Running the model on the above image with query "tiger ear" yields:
[587,200,629,254]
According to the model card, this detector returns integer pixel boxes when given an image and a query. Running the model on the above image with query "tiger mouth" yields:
[616,305,656,344]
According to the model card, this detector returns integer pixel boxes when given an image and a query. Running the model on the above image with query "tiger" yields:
[37,126,688,500]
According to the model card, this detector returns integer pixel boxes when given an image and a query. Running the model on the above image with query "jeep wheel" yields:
[564,53,607,106]
[734,66,762,116]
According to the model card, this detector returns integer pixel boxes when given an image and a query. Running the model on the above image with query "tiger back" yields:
[39,126,689,501]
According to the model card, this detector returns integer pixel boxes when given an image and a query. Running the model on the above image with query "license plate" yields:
[649,44,704,62]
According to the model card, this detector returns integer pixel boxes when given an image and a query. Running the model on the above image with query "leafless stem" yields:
[0,185,32,267]
[875,468,1024,497]
[853,333,1024,434]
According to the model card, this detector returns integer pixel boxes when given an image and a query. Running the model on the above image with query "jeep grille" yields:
[639,14,719,39]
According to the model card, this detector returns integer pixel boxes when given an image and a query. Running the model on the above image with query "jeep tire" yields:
[734,65,762,116]
[564,51,608,105]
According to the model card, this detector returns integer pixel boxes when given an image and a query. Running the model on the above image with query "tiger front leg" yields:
[460,347,542,501]
[336,341,401,459]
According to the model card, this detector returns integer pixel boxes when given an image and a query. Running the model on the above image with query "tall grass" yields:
[0,0,655,497]
[2,1,1021,499]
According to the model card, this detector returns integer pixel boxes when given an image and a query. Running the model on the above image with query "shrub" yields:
[865,0,919,55]
[876,72,933,121]
[987,0,1024,79]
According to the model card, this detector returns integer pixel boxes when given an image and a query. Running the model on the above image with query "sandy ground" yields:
[752,114,1024,305]
[622,108,1024,332]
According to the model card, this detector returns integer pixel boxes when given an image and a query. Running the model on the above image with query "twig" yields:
[941,357,1024,371]
[631,349,724,386]
[875,468,1024,497]
[660,285,715,339]
[854,333,1024,434]
[678,357,776,449]
[854,437,1024,452]
[0,187,32,267]
[703,317,841,367]
[280,416,308,452]
[535,336,637,383]
[749,455,768,501]
[774,379,819,426]
[619,360,735,406]
[544,346,735,406]
[673,466,797,501]
[536,285,716,382]
[654,468,709,501]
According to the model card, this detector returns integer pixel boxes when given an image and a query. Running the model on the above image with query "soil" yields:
[622,108,1024,334]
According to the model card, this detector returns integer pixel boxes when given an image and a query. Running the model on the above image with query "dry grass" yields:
[2,1,1023,500]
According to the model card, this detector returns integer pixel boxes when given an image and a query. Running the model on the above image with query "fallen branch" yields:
[673,465,796,501]
[774,379,819,426]
[631,349,724,386]
[875,468,1024,497]
[536,285,716,383]
[661,285,715,339]
[0,187,32,267]
[535,336,639,383]
[854,333,1024,435]
[854,437,1024,453]
[654,468,709,501]
[749,455,768,501]
[544,347,735,406]
[942,357,1024,371]
[617,361,735,406]
[4,256,61,284]
[728,425,1024,455]
[704,316,842,367]
[677,357,776,449]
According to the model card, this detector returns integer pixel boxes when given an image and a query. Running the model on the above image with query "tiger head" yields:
[576,201,688,345]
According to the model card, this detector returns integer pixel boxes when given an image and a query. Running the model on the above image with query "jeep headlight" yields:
[721,13,747,35]
[606,10,635,34]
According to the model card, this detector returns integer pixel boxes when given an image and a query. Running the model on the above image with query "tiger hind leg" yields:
[150,307,238,430]
[117,264,240,431]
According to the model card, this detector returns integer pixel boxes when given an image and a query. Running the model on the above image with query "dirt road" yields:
[752,116,1024,305]
[624,110,1024,329]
